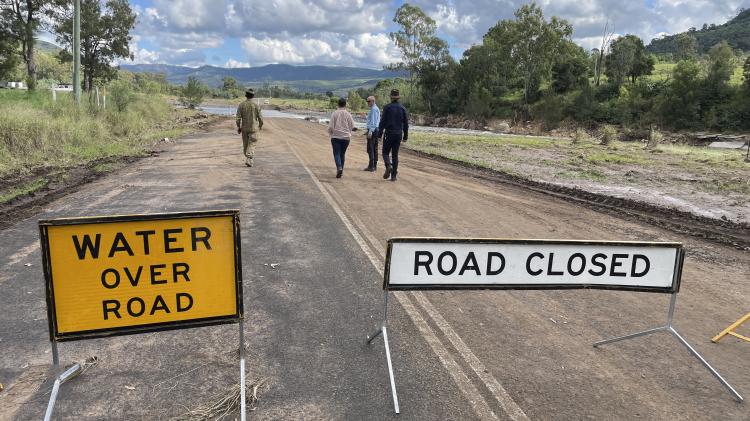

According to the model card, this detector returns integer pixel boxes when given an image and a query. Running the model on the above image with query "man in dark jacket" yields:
[377,89,409,181]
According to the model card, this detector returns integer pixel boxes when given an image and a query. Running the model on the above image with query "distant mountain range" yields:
[119,63,405,93]
[647,9,750,54]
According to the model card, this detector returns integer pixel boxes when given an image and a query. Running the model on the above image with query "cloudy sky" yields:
[127,0,750,68]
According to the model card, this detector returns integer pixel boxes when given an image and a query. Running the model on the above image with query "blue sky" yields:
[126,0,750,68]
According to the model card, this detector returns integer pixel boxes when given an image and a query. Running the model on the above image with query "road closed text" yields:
[41,212,241,339]
[387,240,682,291]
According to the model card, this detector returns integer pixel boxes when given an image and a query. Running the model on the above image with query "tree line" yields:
[387,3,750,131]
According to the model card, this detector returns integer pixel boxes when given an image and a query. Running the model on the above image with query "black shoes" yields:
[390,169,397,182]
[363,166,372,171]
[383,164,391,179]
[336,168,343,178]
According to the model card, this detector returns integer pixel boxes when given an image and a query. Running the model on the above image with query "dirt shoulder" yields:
[405,132,750,227]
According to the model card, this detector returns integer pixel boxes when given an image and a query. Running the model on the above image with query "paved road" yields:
[0,118,748,420]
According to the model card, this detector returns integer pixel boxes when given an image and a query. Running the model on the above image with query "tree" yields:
[35,50,71,83]
[325,91,334,98]
[347,90,366,111]
[594,18,615,86]
[415,35,453,113]
[656,60,701,128]
[54,0,136,91]
[496,3,572,105]
[743,56,750,91]
[0,23,19,79]
[552,41,590,93]
[706,41,735,87]
[389,3,437,103]
[0,0,54,89]
[675,33,698,61]
[605,35,653,86]
[222,76,238,91]
[179,76,207,109]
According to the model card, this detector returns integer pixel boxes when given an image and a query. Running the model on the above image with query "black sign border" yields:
[39,210,244,342]
[383,238,684,294]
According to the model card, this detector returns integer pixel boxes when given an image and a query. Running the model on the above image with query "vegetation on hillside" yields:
[647,9,750,55]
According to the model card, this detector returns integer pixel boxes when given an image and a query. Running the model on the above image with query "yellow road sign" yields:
[40,210,243,341]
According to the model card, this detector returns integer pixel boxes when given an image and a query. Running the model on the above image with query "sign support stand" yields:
[51,340,59,366]
[240,318,247,421]
[367,291,400,414]
[593,293,743,402]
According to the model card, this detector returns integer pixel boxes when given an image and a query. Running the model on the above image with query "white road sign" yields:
[385,239,683,293]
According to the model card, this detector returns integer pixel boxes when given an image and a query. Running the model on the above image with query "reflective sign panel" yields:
[40,210,243,341]
[385,238,683,293]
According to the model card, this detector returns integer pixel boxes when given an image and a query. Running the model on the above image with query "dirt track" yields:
[1,117,748,420]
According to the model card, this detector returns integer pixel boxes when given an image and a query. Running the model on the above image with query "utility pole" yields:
[73,0,81,105]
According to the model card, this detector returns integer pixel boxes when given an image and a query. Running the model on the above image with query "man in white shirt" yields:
[364,95,381,172]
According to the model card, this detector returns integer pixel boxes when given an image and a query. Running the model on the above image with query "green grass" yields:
[0,89,196,178]
[0,178,48,204]
[583,151,650,165]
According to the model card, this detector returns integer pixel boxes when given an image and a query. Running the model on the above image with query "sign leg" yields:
[669,327,743,402]
[51,340,59,366]
[239,319,246,421]
[382,325,400,414]
[43,363,82,421]
[594,294,743,402]
[593,326,666,347]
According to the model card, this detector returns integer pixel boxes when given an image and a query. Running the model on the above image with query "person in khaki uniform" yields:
[236,88,263,167]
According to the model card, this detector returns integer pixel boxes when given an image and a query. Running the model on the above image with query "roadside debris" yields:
[172,378,266,421]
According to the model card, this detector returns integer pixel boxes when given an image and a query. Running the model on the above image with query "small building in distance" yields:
[0,81,28,90]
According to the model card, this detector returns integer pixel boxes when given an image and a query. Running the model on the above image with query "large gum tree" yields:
[0,0,54,89]
[53,0,135,91]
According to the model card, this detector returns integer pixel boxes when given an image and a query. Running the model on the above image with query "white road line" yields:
[285,138,525,420]
[412,293,530,421]
[323,183,530,421]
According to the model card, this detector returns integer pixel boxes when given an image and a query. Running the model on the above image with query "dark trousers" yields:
[366,134,379,168]
[331,138,350,170]
[382,132,402,170]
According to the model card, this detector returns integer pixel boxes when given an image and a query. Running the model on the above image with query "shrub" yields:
[179,77,207,109]
[647,126,663,149]
[572,128,590,144]
[600,125,617,145]
[108,80,133,112]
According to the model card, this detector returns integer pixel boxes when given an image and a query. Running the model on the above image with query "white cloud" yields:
[224,59,250,68]
[431,4,479,44]
[226,0,390,36]
[240,32,400,67]
[131,0,750,67]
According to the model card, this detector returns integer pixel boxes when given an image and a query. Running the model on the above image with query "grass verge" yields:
[0,90,203,180]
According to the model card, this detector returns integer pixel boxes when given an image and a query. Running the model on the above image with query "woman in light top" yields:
[327,97,356,178]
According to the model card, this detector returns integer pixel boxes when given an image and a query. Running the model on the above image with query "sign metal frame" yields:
[368,237,742,415]
[38,210,248,421]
